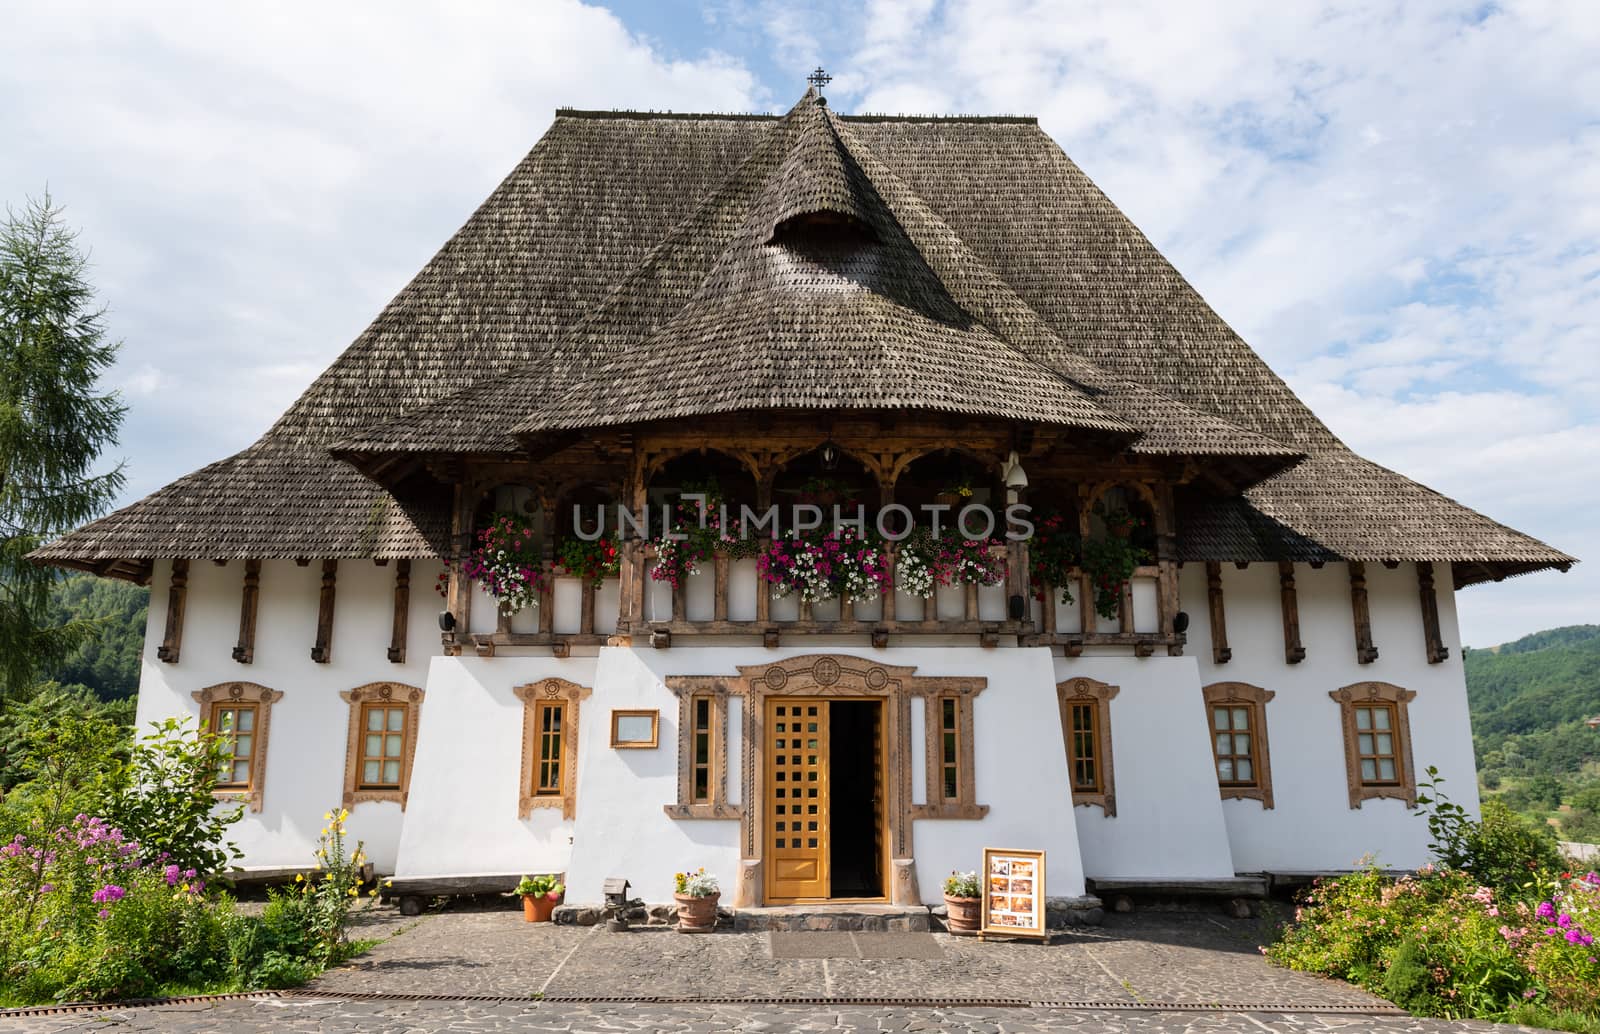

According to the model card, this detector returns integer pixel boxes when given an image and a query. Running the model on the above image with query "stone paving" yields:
[0,904,1544,1032]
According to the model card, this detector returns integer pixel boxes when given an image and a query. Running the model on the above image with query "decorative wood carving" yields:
[1417,562,1449,664]
[667,654,983,906]
[156,558,189,663]
[911,686,989,820]
[662,682,740,820]
[1348,561,1379,664]
[232,559,261,664]
[339,682,425,809]
[387,559,411,664]
[1201,682,1275,809]
[311,559,337,663]
[513,678,591,820]
[1205,561,1231,664]
[1329,681,1418,809]
[1278,561,1306,664]
[1055,677,1119,816]
[191,681,282,813]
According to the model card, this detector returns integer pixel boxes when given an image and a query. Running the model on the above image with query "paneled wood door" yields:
[765,698,829,901]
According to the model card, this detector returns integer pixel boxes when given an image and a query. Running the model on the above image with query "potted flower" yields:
[512,873,564,923]
[673,867,720,933]
[935,474,976,509]
[943,870,981,935]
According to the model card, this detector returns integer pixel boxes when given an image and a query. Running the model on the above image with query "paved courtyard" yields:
[0,906,1544,1032]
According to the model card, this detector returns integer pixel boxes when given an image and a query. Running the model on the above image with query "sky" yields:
[2,0,1595,648]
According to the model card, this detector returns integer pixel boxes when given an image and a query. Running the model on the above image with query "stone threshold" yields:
[553,895,1106,931]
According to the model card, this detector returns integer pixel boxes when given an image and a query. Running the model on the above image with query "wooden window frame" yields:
[515,678,590,820]
[1202,682,1275,809]
[1056,677,1118,816]
[912,688,988,820]
[533,701,566,795]
[191,682,282,813]
[211,702,258,791]
[663,684,740,819]
[1330,681,1418,809]
[609,708,660,749]
[340,683,424,810]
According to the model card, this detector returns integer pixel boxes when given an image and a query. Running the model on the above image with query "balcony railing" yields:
[457,544,1184,656]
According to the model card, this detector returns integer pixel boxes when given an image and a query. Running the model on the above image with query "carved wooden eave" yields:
[232,559,261,664]
[1278,561,1306,664]
[156,558,189,663]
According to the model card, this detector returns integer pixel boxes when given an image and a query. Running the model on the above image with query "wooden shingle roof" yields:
[34,90,1573,586]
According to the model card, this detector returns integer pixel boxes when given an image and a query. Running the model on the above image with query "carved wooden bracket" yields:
[1417,562,1449,664]
[1205,561,1231,663]
[232,559,261,664]
[1348,562,1379,664]
[387,559,411,664]
[1278,561,1305,664]
[156,558,189,663]
[311,559,337,663]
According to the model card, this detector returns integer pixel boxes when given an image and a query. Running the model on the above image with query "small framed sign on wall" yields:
[979,847,1046,940]
[609,709,659,749]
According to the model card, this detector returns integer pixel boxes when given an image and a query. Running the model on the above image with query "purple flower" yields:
[91,884,126,905]
[96,909,110,919]
[1558,914,1574,929]
[165,864,181,885]
[1536,901,1556,918]
[39,883,53,894]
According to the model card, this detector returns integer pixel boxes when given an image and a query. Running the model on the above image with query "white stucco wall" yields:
[1055,655,1237,880]
[136,557,447,872]
[1179,561,1478,872]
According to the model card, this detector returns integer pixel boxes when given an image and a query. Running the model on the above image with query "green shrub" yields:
[109,716,242,877]
[1417,767,1565,892]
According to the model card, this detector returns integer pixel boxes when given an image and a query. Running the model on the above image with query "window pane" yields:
[1358,733,1374,755]
[1213,707,1228,731]
[1218,758,1234,781]
[1356,708,1372,730]
[1373,708,1391,731]
[1216,733,1231,754]
[387,708,405,732]
[363,760,380,783]
[386,734,403,758]
[1232,707,1249,730]
[233,734,252,757]
[236,709,254,732]
[1373,733,1392,756]
[943,770,958,800]
[694,736,709,765]
[942,731,956,764]
[383,760,400,784]
[1361,758,1376,780]
[366,733,382,758]
[367,708,384,731]
[693,768,708,800]
[232,760,250,784]
[1234,733,1250,756]
[1378,758,1396,781]
[1236,758,1252,781]
[216,709,236,732]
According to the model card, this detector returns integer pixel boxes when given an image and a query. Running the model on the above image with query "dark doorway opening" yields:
[828,700,883,899]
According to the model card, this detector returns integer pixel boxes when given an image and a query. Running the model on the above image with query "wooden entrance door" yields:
[765,698,828,901]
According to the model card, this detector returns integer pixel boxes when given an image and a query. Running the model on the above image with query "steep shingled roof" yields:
[34,91,1572,586]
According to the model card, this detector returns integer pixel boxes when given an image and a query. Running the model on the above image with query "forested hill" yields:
[44,572,148,700]
[1466,624,1600,841]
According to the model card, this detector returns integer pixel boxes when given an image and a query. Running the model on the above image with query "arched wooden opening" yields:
[648,449,759,522]
[772,445,876,522]
[892,448,1001,525]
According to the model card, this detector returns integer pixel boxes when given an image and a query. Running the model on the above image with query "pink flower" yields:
[91,884,126,905]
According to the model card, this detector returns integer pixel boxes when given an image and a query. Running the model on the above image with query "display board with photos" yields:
[979,847,1046,939]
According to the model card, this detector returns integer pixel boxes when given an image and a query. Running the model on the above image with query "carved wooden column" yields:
[156,558,189,663]
[387,559,411,663]
[1278,561,1306,664]
[310,560,337,663]
[1348,561,1379,664]
[232,559,261,663]
[1076,485,1095,635]
[1417,562,1449,664]
[1153,483,1182,655]
[445,482,476,653]
[1205,561,1231,663]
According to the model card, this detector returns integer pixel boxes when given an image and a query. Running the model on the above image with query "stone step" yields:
[731,904,931,933]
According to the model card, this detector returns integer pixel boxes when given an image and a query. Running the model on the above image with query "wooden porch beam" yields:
[1205,561,1231,664]
[310,559,337,663]
[155,558,189,663]
[1348,561,1379,664]
[1278,561,1305,664]
[387,559,411,663]
[1417,562,1449,664]
[231,559,261,664]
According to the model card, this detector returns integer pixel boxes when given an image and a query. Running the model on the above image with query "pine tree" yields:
[0,193,126,699]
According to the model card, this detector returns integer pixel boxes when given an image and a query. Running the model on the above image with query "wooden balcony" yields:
[454,545,1185,656]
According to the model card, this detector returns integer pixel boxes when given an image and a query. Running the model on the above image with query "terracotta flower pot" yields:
[944,893,981,935]
[674,891,720,933]
[522,891,560,923]
[935,492,963,509]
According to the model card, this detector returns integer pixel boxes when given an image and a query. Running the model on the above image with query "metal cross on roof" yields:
[807,67,832,91]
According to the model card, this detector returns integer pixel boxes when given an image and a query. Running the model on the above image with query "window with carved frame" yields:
[515,678,590,820]
[340,683,424,810]
[1201,682,1275,808]
[1330,681,1417,808]
[912,687,988,820]
[662,680,739,819]
[1056,677,1118,816]
[192,682,283,814]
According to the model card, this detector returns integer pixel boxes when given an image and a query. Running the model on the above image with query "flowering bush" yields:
[554,534,619,587]
[462,512,546,612]
[1027,510,1079,605]
[281,808,376,968]
[759,527,888,604]
[893,528,1007,600]
[1081,508,1149,619]
[674,867,720,898]
[944,870,980,898]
